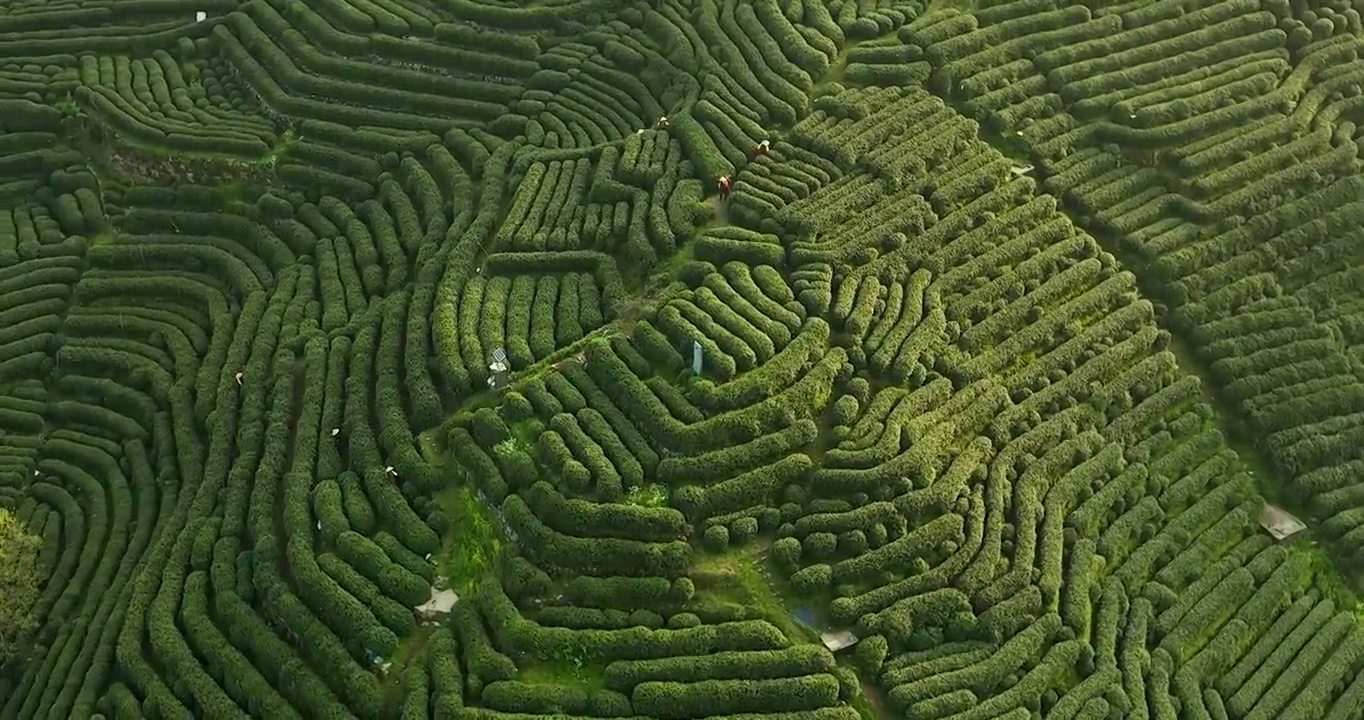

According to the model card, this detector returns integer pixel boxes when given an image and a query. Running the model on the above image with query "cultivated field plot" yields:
[0,0,1362,718]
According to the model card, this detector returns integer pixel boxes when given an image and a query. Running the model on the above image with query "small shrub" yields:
[703,524,730,553]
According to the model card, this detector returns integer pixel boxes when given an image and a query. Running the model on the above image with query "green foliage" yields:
[435,486,504,596]
[2,3,1361,719]
[703,525,730,554]
[0,509,41,663]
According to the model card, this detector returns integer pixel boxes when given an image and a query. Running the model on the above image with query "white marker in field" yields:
[195,11,206,21]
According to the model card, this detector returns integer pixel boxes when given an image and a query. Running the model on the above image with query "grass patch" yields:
[505,418,544,450]
[387,626,435,668]
[417,429,444,467]
[379,625,437,700]
[516,656,607,691]
[645,237,698,279]
[625,483,669,508]
[432,484,504,596]
[690,540,820,644]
